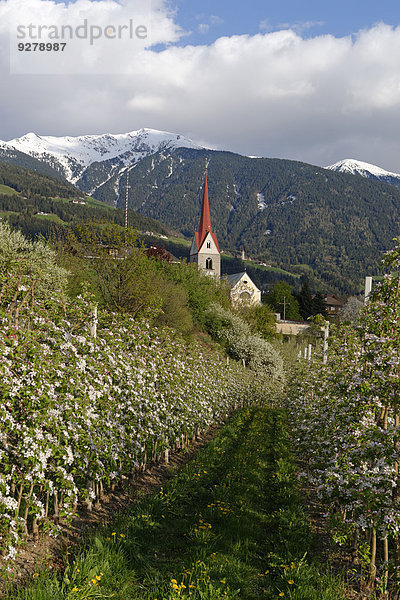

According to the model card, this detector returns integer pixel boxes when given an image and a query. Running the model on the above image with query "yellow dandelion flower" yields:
[172,583,179,590]
[72,587,79,592]
[111,532,116,536]
[96,575,101,581]
[288,580,294,584]
[120,533,125,538]
[279,594,285,597]
[171,579,177,584]
[76,568,80,573]
[91,578,97,584]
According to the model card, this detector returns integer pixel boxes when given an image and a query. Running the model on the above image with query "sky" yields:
[173,0,398,45]
[1,0,400,170]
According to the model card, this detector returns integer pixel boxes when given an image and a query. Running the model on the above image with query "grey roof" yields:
[226,271,262,293]
[226,272,247,288]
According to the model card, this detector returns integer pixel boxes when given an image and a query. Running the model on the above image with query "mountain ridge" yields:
[2,129,208,190]
[5,128,400,194]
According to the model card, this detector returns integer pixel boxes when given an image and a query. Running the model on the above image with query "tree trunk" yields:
[382,536,389,598]
[367,527,377,590]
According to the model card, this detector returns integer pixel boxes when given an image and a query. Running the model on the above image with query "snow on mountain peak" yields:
[326,158,400,181]
[3,128,207,183]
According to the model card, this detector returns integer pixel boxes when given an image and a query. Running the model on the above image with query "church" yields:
[189,172,221,277]
[189,173,261,307]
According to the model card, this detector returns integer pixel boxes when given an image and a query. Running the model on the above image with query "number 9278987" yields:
[18,42,67,51]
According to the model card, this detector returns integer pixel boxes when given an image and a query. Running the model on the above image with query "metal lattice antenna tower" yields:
[125,153,130,231]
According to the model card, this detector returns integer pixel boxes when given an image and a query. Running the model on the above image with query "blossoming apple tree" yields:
[290,239,400,595]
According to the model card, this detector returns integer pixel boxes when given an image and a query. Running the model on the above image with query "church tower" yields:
[189,172,221,278]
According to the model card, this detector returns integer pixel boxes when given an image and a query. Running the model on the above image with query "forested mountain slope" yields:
[0,163,171,240]
[114,148,399,293]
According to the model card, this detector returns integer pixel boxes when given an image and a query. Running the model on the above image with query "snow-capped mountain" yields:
[2,128,207,189]
[326,158,400,189]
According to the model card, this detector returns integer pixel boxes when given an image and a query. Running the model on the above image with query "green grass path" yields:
[7,407,346,600]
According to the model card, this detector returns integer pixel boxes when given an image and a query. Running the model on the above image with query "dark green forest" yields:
[0,162,83,198]
[0,145,68,180]
[0,163,171,240]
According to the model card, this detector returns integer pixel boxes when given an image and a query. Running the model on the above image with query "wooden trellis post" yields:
[90,304,98,339]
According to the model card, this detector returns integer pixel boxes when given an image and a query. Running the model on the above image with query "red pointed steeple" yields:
[195,173,220,252]
[198,173,211,240]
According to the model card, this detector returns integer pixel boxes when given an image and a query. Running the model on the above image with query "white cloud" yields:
[198,23,209,35]
[260,19,324,34]
[210,15,224,26]
[197,14,223,34]
[1,0,182,74]
[1,3,400,171]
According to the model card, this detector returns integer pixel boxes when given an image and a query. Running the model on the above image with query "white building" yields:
[227,271,261,307]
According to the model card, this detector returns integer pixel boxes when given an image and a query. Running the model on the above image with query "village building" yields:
[325,293,345,316]
[227,271,262,307]
[275,321,311,336]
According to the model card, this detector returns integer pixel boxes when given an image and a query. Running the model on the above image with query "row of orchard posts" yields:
[0,263,282,557]
[299,344,313,362]
[297,321,329,364]
[80,304,242,515]
[1,305,239,550]
[297,276,374,365]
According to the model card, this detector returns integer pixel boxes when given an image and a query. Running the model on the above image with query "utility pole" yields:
[125,155,130,231]
[280,296,288,321]
[123,152,131,253]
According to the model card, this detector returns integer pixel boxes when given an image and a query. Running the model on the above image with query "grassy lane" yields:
[6,407,346,600]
